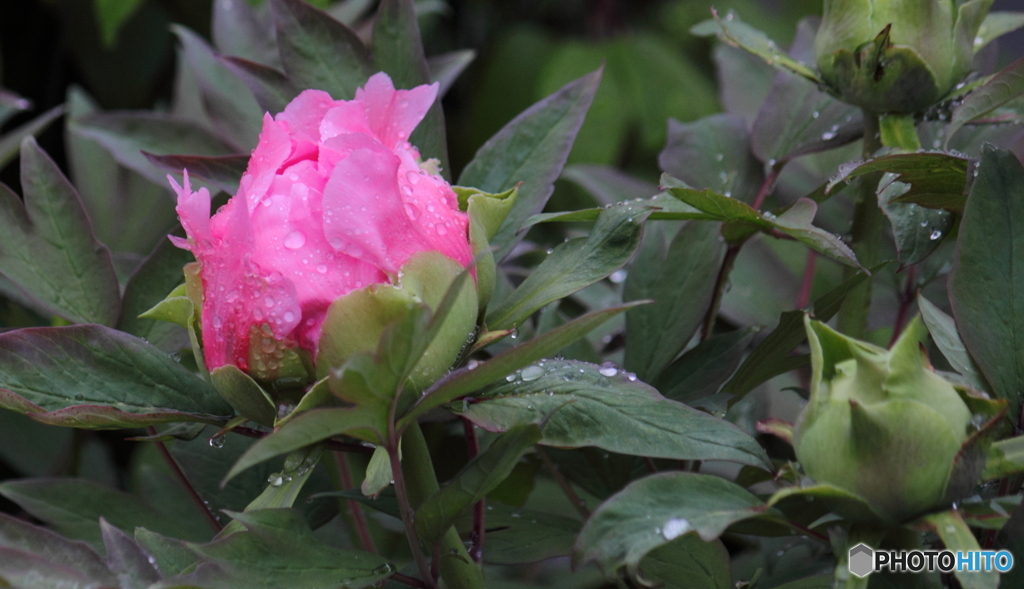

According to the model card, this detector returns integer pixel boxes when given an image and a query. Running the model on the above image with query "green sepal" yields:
[454,185,516,313]
[138,283,190,326]
[141,262,208,376]
[210,364,277,427]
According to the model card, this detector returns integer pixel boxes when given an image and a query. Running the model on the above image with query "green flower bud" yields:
[815,0,993,113]
[793,315,973,523]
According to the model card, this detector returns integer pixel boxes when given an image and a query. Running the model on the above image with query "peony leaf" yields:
[0,325,232,429]
[947,57,1024,146]
[826,152,972,212]
[0,137,121,326]
[459,69,601,261]
[117,238,194,353]
[0,511,116,585]
[459,360,770,468]
[143,153,249,195]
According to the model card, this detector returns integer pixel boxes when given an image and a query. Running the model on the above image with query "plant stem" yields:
[537,446,590,519]
[387,431,436,588]
[146,426,223,534]
[795,250,817,309]
[393,573,429,589]
[837,111,885,338]
[462,418,486,563]
[334,451,376,554]
[701,244,742,341]
[888,265,916,347]
[400,422,486,589]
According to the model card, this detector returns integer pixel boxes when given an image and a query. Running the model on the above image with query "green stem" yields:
[400,422,486,589]
[837,111,885,339]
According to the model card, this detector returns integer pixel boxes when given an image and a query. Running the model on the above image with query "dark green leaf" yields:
[0,325,232,428]
[0,478,212,547]
[917,294,988,391]
[658,114,763,204]
[561,164,658,206]
[415,424,541,543]
[76,112,237,186]
[948,57,1024,145]
[826,152,972,212]
[172,25,263,151]
[984,435,1024,481]
[624,221,726,382]
[117,238,193,352]
[461,360,771,468]
[272,0,371,100]
[917,510,997,589]
[0,411,73,477]
[546,447,646,500]
[459,70,601,261]
[100,520,160,589]
[949,144,1024,414]
[135,528,199,577]
[487,205,650,331]
[750,18,861,163]
[691,9,822,84]
[0,512,116,584]
[221,57,298,116]
[176,509,394,588]
[878,178,953,267]
[639,535,732,589]
[655,327,758,404]
[401,303,644,427]
[144,153,248,195]
[225,405,385,483]
[976,12,1024,51]
[94,0,145,47]
[428,50,475,98]
[372,0,448,176]
[0,89,32,127]
[0,138,120,326]
[722,266,874,398]
[482,501,581,565]
[210,365,277,427]
[712,44,775,121]
[212,0,281,69]
[574,472,769,576]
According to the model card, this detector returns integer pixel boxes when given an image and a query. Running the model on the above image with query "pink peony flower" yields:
[170,73,472,374]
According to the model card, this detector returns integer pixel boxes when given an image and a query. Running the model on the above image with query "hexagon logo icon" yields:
[849,543,874,578]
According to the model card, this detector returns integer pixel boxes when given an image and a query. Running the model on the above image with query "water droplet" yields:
[209,436,226,448]
[662,517,691,540]
[598,362,618,377]
[316,264,328,274]
[74,394,85,401]
[509,328,518,339]
[268,474,284,487]
[609,269,628,283]
[406,171,420,184]
[930,230,942,240]
[821,130,837,140]
[404,202,420,220]
[436,223,448,235]
[283,311,295,323]
[505,373,517,382]
[373,563,395,575]
[521,365,544,381]
[920,220,929,227]
[283,231,306,249]
[467,359,479,370]
[715,153,724,162]
[400,184,413,197]
[811,111,819,119]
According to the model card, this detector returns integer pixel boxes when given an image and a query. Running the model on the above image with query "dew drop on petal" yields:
[436,223,448,235]
[316,264,328,274]
[283,311,295,323]
[406,171,420,184]
[284,231,306,249]
[404,203,420,220]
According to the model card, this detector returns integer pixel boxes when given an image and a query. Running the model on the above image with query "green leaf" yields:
[878,177,953,267]
[948,57,1024,145]
[460,360,771,469]
[0,411,73,477]
[171,25,263,151]
[523,192,708,227]
[0,478,212,547]
[415,424,542,543]
[76,112,237,186]
[0,325,232,428]
[0,105,65,173]
[655,327,759,404]
[0,89,32,127]
[0,137,120,326]
[221,57,298,116]
[917,294,988,391]
[917,510,997,589]
[949,144,1024,414]
[135,528,198,577]
[361,446,393,497]
[659,114,763,203]
[100,520,160,589]
[272,0,371,100]
[93,0,145,47]
[638,535,733,589]
[690,9,822,85]
[561,164,659,206]
[210,365,276,426]
[750,18,862,164]
[212,0,281,69]
[400,303,643,427]
[722,266,875,399]
[117,238,193,352]
[487,205,650,331]
[624,221,726,382]
[827,152,972,212]
[481,502,581,565]
[665,182,860,267]
[983,435,1024,481]
[144,153,248,195]
[178,508,394,588]
[767,483,884,525]
[224,405,385,483]
[975,12,1024,51]
[459,69,601,261]
[457,186,517,311]
[372,0,448,176]
[0,512,116,585]
[574,472,769,577]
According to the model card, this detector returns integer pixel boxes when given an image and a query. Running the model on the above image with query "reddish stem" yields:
[393,573,429,589]
[751,163,784,211]
[463,418,485,563]
[334,451,377,554]
[146,427,222,534]
[795,251,818,309]
[888,265,917,347]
